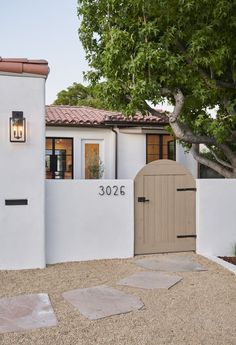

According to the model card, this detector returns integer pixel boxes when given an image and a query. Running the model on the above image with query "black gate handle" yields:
[138,197,150,202]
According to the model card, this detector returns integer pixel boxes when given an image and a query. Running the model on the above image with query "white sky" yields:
[0,0,88,104]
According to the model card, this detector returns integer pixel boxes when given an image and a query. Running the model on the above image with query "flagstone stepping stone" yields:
[117,271,182,289]
[0,293,58,334]
[63,285,144,320]
[135,256,206,272]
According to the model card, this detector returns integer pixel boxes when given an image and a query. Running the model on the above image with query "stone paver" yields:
[63,285,144,320]
[117,271,182,289]
[0,293,58,334]
[136,255,206,272]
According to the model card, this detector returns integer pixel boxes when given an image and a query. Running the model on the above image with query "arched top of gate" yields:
[135,159,195,180]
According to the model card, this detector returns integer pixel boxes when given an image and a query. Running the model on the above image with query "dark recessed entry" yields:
[5,199,28,206]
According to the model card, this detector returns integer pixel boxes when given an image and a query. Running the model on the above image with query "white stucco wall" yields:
[46,126,115,179]
[46,127,147,180]
[196,179,236,256]
[46,127,198,180]
[117,132,146,179]
[46,180,134,264]
[0,74,46,269]
[176,142,198,178]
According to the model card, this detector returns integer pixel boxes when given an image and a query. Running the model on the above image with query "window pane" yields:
[163,135,176,161]
[147,144,159,155]
[46,138,52,150]
[55,138,72,154]
[167,141,176,160]
[45,152,51,172]
[85,143,100,179]
[64,155,73,179]
[147,135,158,144]
[45,138,73,179]
[46,171,53,179]
[147,154,159,163]
[146,134,176,163]
[147,135,160,163]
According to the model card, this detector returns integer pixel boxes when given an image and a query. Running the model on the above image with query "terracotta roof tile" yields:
[46,105,168,127]
[0,57,49,77]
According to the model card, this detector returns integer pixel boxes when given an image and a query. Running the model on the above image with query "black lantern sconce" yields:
[10,111,26,142]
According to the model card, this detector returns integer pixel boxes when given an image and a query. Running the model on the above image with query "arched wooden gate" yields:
[134,160,196,254]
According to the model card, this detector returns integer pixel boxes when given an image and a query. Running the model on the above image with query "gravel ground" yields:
[0,253,236,345]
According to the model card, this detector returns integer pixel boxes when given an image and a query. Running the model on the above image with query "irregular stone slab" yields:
[136,256,206,272]
[118,271,182,289]
[63,285,144,320]
[0,293,58,334]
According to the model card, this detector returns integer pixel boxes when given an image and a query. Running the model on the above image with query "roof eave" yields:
[104,121,168,127]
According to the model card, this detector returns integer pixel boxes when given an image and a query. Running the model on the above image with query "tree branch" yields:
[219,144,236,165]
[191,144,232,178]
[146,88,216,145]
[206,146,233,170]
[169,88,185,121]
[167,89,216,145]
[144,100,168,119]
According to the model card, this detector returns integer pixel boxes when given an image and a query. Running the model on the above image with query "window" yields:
[82,140,104,179]
[46,138,73,179]
[167,140,176,160]
[146,134,176,163]
[200,164,224,179]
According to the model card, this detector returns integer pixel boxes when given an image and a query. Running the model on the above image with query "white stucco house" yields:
[45,105,198,181]
[0,57,234,271]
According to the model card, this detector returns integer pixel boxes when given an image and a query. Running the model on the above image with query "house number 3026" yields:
[99,185,125,196]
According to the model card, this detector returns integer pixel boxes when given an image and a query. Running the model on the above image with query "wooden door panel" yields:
[134,160,196,254]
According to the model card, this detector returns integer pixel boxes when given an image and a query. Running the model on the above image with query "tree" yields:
[53,82,109,109]
[78,0,236,177]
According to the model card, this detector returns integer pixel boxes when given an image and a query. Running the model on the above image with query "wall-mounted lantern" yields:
[10,111,26,142]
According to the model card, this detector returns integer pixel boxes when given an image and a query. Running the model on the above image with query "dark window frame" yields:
[46,137,74,179]
[146,134,176,164]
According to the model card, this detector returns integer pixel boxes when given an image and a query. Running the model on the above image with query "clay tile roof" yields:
[46,105,121,126]
[0,57,49,77]
[46,105,168,127]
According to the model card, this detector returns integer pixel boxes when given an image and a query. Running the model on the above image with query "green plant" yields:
[87,152,104,179]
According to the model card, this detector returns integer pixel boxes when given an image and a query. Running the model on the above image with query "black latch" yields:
[5,199,28,206]
[138,197,150,202]
[177,188,197,192]
[177,234,197,238]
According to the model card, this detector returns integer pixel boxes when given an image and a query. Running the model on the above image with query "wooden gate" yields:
[134,160,196,254]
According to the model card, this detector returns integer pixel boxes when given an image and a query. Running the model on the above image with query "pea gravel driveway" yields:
[0,253,235,345]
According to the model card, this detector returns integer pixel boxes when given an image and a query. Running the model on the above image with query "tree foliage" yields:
[78,0,236,177]
[53,82,109,109]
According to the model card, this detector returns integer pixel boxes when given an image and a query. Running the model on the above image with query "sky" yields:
[0,0,175,111]
[0,0,88,104]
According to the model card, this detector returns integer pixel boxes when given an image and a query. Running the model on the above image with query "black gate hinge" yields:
[176,188,197,192]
